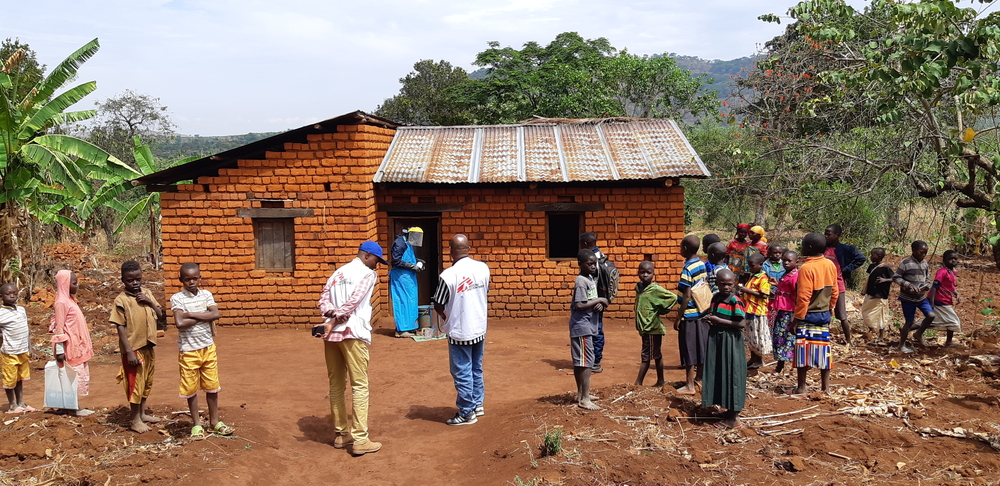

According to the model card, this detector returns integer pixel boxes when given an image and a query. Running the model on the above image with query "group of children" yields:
[0,261,234,440]
[566,224,966,430]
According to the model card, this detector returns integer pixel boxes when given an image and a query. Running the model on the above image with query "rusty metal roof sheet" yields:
[373,118,708,183]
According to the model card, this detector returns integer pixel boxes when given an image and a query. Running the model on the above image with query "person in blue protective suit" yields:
[390,227,426,338]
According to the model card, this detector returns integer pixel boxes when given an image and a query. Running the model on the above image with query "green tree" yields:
[756,0,1000,265]
[374,60,474,126]
[0,38,139,284]
[0,39,45,105]
[86,89,175,166]
[455,32,718,124]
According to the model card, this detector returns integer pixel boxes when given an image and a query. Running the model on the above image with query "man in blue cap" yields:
[390,227,426,338]
[316,241,387,455]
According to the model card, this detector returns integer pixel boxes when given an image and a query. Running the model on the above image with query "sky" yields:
[9,0,823,136]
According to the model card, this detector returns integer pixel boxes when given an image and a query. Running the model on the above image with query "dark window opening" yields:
[547,212,583,259]
[417,196,436,204]
[253,218,295,271]
[260,200,285,208]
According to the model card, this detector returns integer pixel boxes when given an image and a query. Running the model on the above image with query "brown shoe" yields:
[350,440,382,456]
[333,434,353,449]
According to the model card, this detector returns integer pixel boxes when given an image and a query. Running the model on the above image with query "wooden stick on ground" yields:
[828,452,852,460]
[741,405,819,421]
[611,391,634,404]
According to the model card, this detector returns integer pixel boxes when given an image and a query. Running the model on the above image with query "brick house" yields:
[136,111,709,328]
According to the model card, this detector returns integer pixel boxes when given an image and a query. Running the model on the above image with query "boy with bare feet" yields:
[675,235,709,395]
[171,263,234,440]
[112,260,164,433]
[790,233,839,396]
[633,261,678,387]
[570,249,607,410]
[0,284,33,414]
[893,241,935,353]
[928,250,961,347]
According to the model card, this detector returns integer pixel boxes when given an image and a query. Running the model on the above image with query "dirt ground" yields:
[7,247,1000,485]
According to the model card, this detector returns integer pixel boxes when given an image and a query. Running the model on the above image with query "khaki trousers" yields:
[324,339,370,444]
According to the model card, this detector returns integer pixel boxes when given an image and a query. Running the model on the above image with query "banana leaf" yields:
[26,38,99,107]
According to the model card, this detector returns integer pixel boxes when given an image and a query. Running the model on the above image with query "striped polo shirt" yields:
[710,293,746,323]
[678,257,708,319]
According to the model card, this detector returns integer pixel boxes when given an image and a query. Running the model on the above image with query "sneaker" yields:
[591,363,603,373]
[349,440,382,456]
[333,434,353,449]
[446,411,478,426]
[899,345,915,354]
[474,406,485,417]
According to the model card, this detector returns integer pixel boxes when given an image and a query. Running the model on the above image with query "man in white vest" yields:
[433,234,490,426]
[317,241,387,455]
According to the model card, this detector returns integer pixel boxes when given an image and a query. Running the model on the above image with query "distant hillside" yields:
[153,132,279,162]
[467,54,755,99]
[669,54,757,99]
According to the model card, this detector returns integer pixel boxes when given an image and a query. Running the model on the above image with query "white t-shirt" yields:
[170,289,218,352]
[0,305,29,355]
[433,256,490,343]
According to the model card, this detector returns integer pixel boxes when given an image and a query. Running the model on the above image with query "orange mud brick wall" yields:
[159,123,395,328]
[376,185,687,320]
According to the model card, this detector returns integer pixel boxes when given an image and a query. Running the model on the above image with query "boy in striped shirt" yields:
[893,241,935,352]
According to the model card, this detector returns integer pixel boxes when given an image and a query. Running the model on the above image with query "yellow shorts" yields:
[1,353,29,389]
[178,344,221,398]
[116,346,155,405]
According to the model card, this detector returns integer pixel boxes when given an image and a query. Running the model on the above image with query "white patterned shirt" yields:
[0,305,29,355]
[170,289,218,352]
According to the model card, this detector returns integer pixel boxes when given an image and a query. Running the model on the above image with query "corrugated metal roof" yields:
[373,118,709,183]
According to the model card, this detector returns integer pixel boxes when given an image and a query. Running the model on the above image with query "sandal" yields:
[5,407,24,414]
[190,425,207,441]
[212,421,235,436]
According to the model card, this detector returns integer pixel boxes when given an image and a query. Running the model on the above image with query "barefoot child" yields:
[633,261,678,386]
[928,250,961,346]
[569,249,607,410]
[171,263,234,439]
[791,233,839,395]
[675,235,710,395]
[739,253,772,369]
[50,271,95,416]
[0,284,33,414]
[861,248,893,343]
[824,224,864,345]
[893,241,935,352]
[703,269,747,429]
[772,251,798,373]
[112,260,164,433]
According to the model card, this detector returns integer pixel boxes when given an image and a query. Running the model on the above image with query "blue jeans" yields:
[592,312,604,365]
[449,340,485,415]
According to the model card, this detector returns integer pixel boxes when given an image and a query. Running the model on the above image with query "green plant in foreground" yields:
[512,477,538,486]
[542,427,563,457]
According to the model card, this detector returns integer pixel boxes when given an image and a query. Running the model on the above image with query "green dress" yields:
[701,293,747,412]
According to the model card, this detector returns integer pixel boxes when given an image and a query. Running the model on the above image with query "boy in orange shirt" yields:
[790,233,839,396]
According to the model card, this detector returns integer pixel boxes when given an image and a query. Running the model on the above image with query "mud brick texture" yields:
[159,120,688,328]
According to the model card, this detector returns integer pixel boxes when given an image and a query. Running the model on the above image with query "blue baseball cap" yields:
[358,241,388,265]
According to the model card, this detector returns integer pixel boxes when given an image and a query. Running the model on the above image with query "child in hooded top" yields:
[928,250,961,347]
[0,284,32,414]
[738,253,772,369]
[772,250,799,373]
[702,268,747,429]
[49,270,94,416]
[633,261,678,386]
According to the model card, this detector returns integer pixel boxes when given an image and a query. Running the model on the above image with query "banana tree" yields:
[81,136,196,267]
[0,38,139,285]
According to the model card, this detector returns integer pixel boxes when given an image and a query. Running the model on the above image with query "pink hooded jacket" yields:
[49,270,94,366]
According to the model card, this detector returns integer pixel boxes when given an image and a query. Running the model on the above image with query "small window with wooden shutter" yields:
[253,218,295,271]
